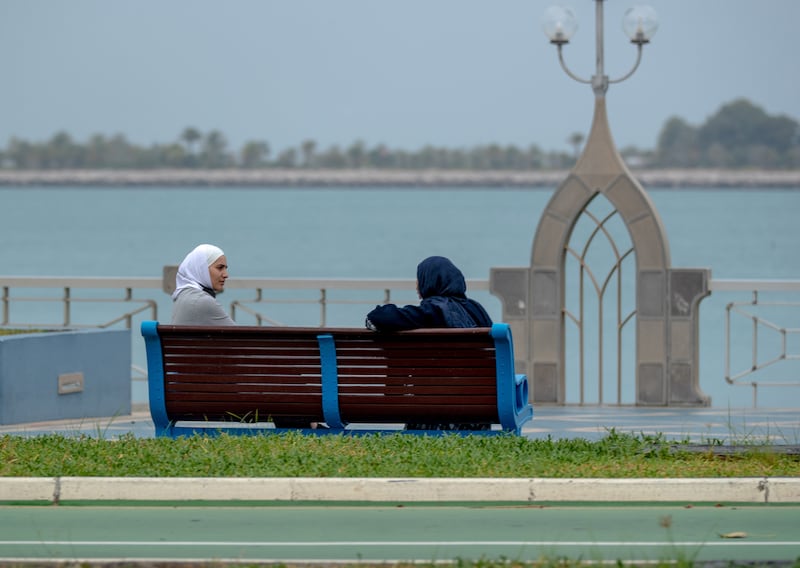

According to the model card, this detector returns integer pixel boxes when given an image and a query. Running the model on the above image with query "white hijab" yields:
[172,244,225,300]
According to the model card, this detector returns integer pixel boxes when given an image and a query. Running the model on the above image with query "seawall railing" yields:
[2,275,798,407]
[710,279,800,406]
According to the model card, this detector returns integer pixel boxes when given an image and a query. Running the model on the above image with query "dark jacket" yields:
[366,256,492,332]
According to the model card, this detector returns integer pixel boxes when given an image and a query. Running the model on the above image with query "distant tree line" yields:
[2,98,797,170]
[655,99,799,169]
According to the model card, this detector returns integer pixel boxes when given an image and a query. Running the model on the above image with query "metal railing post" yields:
[725,302,733,384]
[255,289,263,325]
[319,288,327,327]
[124,288,133,329]
[63,287,71,327]
[2,286,8,325]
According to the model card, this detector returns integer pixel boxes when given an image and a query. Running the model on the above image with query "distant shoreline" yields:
[0,168,799,188]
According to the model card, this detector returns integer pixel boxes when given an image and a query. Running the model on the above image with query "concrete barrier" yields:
[1,477,799,504]
[0,328,130,424]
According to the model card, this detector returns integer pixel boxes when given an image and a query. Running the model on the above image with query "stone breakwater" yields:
[0,168,798,188]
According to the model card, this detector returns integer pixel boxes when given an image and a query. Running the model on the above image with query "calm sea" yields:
[3,185,800,408]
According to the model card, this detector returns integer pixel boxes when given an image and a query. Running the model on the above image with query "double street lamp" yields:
[542,2,658,97]
[537,0,659,173]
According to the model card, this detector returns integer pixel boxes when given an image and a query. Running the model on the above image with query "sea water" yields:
[2,185,800,408]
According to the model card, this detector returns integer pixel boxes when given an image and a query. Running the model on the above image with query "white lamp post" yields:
[542,2,658,97]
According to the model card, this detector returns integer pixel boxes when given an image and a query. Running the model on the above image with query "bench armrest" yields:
[491,323,534,433]
[140,321,172,437]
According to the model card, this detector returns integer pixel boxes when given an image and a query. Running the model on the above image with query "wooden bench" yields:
[141,321,533,437]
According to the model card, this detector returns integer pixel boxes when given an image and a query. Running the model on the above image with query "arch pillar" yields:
[490,97,710,406]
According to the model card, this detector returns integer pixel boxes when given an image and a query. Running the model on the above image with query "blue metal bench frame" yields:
[141,321,533,437]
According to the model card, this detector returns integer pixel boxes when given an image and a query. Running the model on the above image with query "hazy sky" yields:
[1,0,798,155]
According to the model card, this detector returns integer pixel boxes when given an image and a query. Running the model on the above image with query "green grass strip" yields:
[2,430,798,478]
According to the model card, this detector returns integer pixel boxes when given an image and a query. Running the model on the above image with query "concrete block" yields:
[0,328,131,424]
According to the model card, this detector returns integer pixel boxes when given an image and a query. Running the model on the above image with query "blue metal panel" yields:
[140,321,172,437]
[317,333,344,429]
[0,329,130,425]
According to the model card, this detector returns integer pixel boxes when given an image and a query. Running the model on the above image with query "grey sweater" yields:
[170,287,235,326]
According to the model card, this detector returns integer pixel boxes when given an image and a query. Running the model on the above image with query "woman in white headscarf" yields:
[170,244,235,325]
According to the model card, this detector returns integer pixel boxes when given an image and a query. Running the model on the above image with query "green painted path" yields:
[1,504,798,564]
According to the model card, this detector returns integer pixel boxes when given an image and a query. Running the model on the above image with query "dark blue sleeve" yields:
[365,302,442,332]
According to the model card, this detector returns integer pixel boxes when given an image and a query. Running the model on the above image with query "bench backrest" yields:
[141,322,532,436]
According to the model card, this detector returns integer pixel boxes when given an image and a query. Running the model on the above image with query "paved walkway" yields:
[2,504,800,564]
[2,404,798,445]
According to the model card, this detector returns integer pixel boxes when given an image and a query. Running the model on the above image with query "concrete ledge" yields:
[1,477,798,503]
[0,477,57,501]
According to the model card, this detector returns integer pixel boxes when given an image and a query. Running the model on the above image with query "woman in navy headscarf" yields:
[365,256,493,431]
[366,256,492,332]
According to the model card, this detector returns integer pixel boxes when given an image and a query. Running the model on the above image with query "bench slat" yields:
[339,405,497,423]
[166,383,492,397]
[158,330,498,361]
[163,346,321,356]
[167,392,321,403]
[335,369,494,380]
[165,376,321,385]
[165,364,322,376]
[335,358,495,368]
[339,385,494,395]
[164,380,321,391]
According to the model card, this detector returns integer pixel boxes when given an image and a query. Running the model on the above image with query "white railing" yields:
[710,279,800,406]
[1,277,160,329]
[2,275,490,329]
[226,277,465,327]
[2,275,798,407]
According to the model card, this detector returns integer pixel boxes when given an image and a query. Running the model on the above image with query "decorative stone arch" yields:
[490,97,710,406]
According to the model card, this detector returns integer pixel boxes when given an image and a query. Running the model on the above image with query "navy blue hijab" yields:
[417,256,492,328]
[365,256,492,331]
